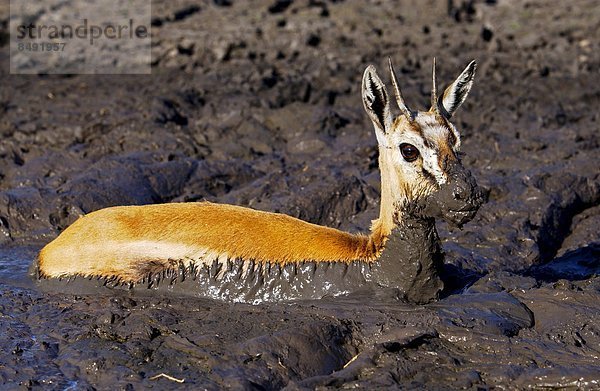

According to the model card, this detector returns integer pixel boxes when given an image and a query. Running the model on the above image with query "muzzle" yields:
[421,162,486,228]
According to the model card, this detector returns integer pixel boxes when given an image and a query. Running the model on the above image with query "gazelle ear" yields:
[362,65,392,135]
[439,60,476,118]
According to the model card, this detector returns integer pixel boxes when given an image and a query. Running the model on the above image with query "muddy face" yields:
[362,59,481,230]
[422,161,486,228]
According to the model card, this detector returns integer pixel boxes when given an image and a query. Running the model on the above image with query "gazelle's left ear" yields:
[439,60,476,118]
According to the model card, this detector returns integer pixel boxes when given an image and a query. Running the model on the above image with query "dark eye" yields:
[400,143,419,162]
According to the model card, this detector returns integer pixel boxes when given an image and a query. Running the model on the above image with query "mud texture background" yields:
[1,0,600,389]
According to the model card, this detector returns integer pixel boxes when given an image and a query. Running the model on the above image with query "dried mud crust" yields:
[1,0,600,389]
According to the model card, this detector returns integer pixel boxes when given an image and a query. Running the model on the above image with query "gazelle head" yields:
[363,58,485,230]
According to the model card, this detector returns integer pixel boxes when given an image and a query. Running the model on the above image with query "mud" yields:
[1,0,600,389]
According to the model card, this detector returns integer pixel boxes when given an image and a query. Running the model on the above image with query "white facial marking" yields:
[386,129,443,186]
[424,124,447,139]
[448,122,461,149]
[404,114,452,185]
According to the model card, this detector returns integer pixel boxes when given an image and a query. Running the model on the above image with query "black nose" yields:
[446,162,480,203]
[452,183,470,201]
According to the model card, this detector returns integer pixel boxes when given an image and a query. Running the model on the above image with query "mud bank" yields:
[1,0,600,389]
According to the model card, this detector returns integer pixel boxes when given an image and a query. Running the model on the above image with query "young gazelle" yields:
[33,58,484,304]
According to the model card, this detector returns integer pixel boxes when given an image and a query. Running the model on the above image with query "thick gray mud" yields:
[1,0,600,389]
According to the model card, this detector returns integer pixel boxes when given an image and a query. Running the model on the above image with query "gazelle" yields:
[33,58,484,304]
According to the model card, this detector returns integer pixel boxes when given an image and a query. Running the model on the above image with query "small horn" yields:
[431,57,438,114]
[388,57,412,118]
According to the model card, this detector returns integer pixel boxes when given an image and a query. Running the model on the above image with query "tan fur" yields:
[39,202,383,280]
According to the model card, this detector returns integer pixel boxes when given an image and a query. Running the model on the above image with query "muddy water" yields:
[1,0,600,389]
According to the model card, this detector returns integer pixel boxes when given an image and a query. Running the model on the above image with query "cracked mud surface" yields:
[1,0,600,389]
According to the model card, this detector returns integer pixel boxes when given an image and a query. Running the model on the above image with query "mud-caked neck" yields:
[372,215,444,304]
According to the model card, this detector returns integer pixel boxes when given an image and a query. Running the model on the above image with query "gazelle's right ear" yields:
[439,60,477,118]
[362,65,392,135]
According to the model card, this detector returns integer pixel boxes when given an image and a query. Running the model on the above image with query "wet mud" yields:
[1,0,600,389]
